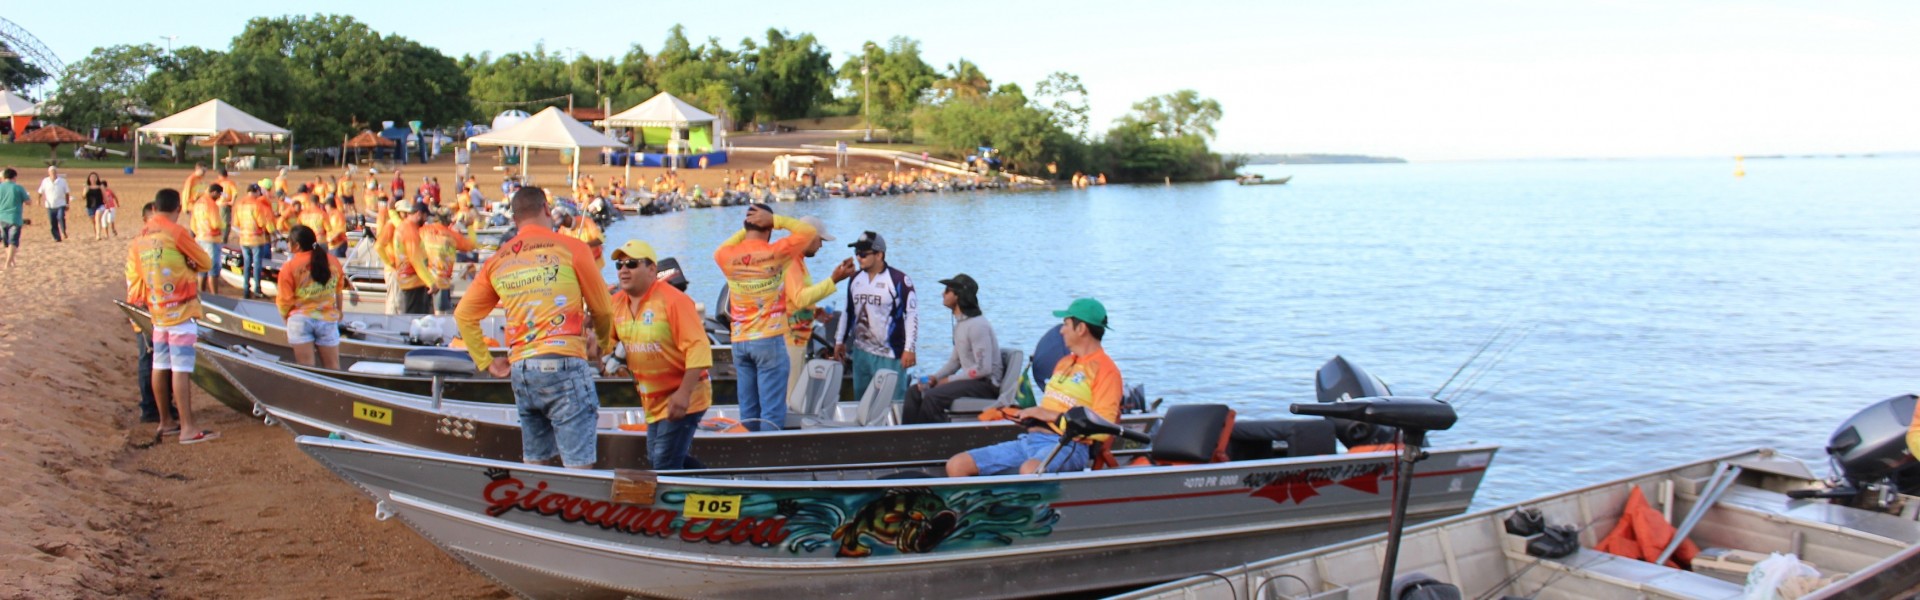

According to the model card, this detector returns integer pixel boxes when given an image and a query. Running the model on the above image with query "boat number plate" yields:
[353,402,393,426]
[684,493,742,520]
[242,320,266,335]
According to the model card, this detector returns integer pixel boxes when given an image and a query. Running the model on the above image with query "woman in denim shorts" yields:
[277,225,354,369]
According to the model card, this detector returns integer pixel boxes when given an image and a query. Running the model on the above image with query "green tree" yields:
[226,15,468,145]
[49,44,165,130]
[840,37,938,140]
[1122,89,1223,139]
[739,29,836,121]
[1032,72,1090,140]
[0,42,52,94]
[930,59,992,102]
[466,44,580,117]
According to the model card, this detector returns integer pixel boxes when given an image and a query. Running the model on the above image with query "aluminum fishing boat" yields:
[296,413,1496,598]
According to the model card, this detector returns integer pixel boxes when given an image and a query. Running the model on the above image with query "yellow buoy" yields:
[1734,156,1745,177]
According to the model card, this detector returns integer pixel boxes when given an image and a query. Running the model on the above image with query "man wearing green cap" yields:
[946,298,1122,476]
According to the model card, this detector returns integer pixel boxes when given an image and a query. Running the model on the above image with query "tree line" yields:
[44,14,1233,181]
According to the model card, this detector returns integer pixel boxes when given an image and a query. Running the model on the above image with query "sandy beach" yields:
[0,146,911,599]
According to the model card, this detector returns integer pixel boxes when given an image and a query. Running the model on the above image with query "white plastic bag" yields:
[1744,553,1821,600]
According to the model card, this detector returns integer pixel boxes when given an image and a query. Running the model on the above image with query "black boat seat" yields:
[404,348,478,376]
[1148,404,1234,464]
[1229,419,1338,461]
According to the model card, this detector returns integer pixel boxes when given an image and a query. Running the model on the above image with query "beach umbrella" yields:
[198,128,257,167]
[16,125,89,161]
[344,130,396,164]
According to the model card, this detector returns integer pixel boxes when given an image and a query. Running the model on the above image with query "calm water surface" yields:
[606,157,1920,506]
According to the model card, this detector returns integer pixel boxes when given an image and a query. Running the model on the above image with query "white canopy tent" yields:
[600,92,719,180]
[467,106,625,186]
[134,99,292,170]
[0,90,36,117]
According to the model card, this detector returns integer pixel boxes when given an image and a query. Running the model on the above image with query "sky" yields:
[9,0,1918,160]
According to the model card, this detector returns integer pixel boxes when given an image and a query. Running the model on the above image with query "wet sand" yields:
[0,148,907,599]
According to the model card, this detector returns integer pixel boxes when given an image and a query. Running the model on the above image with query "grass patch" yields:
[0,141,208,170]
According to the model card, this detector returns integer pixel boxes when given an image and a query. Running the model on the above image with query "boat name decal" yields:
[481,469,792,547]
[1240,463,1387,505]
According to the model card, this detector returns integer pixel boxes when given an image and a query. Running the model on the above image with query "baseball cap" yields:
[611,240,657,262]
[799,216,834,241]
[1051,297,1111,330]
[937,273,979,298]
[849,231,886,254]
[410,200,431,214]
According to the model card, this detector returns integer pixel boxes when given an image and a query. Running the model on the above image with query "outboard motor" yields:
[655,257,689,292]
[1315,355,1399,448]
[1816,394,1920,511]
[704,286,733,342]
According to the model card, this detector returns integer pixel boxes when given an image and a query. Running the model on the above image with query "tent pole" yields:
[289,133,295,169]
[571,146,580,187]
[623,126,632,183]
[134,134,141,170]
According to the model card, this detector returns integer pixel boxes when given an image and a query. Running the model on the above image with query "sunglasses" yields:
[615,259,652,270]
[855,250,875,258]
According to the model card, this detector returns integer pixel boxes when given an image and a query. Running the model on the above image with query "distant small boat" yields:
[1236,174,1291,186]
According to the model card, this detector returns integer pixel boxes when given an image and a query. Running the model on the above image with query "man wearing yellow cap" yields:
[609,240,712,469]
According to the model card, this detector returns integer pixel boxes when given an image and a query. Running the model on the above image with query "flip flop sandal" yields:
[178,430,221,445]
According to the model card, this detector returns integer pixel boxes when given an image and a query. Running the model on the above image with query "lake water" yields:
[604,157,1920,507]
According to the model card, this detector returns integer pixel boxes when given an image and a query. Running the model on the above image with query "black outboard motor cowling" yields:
[1315,355,1399,448]
[1828,394,1920,495]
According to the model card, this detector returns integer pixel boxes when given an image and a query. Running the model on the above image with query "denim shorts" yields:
[200,242,222,268]
[151,322,198,372]
[286,314,341,347]
[511,356,600,468]
[0,224,19,247]
[968,431,1090,475]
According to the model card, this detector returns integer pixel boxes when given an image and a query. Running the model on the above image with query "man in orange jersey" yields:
[188,184,226,295]
[948,298,1120,476]
[609,240,712,469]
[373,196,403,314]
[231,184,280,299]
[419,209,477,314]
[455,187,614,469]
[713,203,819,431]
[393,201,438,314]
[126,189,219,445]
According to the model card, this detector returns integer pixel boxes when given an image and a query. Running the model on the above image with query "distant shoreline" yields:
[1240,153,1406,165]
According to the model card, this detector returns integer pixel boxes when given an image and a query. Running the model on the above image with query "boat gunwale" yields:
[296,434,1498,492]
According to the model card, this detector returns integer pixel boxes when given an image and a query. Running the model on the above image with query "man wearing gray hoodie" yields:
[901,273,1000,424]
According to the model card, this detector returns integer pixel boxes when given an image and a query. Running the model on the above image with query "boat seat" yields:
[948,348,1024,419]
[1228,419,1338,461]
[804,369,897,428]
[787,358,844,420]
[1147,404,1236,465]
[404,348,478,376]
[345,361,407,375]
[1531,548,1743,598]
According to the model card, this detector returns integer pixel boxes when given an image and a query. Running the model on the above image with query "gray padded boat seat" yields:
[1229,419,1338,461]
[948,348,1024,418]
[404,348,478,376]
[805,369,897,428]
[1150,404,1233,464]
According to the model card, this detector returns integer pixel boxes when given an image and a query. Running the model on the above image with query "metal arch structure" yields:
[0,17,65,91]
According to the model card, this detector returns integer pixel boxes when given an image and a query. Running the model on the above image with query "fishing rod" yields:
[1430,314,1517,400]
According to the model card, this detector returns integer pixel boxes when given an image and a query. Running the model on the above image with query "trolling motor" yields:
[1293,396,1458,600]
[1035,407,1151,473]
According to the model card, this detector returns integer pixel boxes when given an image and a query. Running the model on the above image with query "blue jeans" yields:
[851,347,906,403]
[47,206,66,242]
[647,409,706,470]
[242,244,271,294]
[1,223,20,247]
[510,356,600,468]
[730,336,790,431]
[967,432,1091,475]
